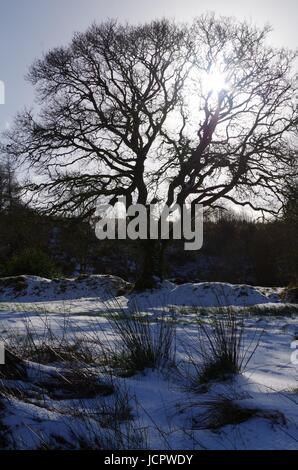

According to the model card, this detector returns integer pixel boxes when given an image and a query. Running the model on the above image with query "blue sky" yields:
[0,0,297,131]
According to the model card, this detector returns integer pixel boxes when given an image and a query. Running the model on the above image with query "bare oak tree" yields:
[4,14,298,288]
[0,153,21,213]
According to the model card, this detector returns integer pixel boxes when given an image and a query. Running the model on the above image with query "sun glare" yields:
[202,68,229,95]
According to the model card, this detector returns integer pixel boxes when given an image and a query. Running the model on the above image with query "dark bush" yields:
[3,248,61,279]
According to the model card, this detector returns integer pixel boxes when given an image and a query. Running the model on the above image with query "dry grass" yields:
[192,395,287,430]
[182,309,262,388]
[100,307,177,375]
[2,315,100,366]
[37,366,114,400]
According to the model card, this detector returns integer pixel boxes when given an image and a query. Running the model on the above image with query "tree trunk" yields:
[134,239,167,291]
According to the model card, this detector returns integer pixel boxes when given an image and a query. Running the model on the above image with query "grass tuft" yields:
[101,308,176,374]
[183,309,261,387]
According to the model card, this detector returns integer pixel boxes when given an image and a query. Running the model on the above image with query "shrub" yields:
[3,248,61,279]
[280,283,298,303]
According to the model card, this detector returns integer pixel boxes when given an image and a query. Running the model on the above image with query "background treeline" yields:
[0,159,297,287]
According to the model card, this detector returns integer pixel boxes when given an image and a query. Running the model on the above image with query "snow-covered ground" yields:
[0,275,297,450]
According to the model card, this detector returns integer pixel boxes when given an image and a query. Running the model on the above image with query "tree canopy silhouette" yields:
[4,14,298,287]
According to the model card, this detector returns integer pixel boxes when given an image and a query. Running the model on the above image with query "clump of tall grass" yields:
[192,396,259,430]
[184,309,262,387]
[190,393,286,430]
[101,305,176,375]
